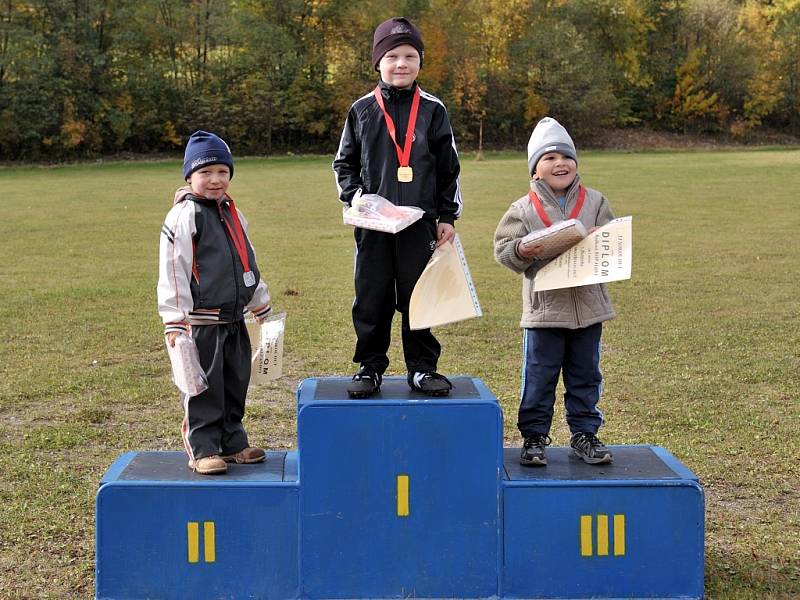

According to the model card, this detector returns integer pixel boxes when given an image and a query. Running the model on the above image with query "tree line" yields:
[1,0,798,161]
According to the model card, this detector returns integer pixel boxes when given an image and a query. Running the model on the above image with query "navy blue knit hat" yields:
[183,130,234,180]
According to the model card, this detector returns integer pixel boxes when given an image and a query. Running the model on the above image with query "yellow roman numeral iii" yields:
[580,514,625,557]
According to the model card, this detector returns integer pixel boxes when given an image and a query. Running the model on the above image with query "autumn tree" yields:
[0,0,798,160]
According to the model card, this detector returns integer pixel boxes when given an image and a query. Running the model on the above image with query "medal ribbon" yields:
[217,198,252,275]
[373,85,420,168]
[529,186,586,228]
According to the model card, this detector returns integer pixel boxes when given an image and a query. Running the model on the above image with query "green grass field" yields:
[1,149,798,598]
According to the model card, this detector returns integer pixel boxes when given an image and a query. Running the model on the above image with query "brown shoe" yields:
[189,455,227,475]
[220,447,266,464]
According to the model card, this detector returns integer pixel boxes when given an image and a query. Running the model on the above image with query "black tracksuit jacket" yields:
[332,80,462,225]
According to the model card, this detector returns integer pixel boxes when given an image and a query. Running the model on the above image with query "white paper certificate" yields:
[409,234,482,330]
[533,216,632,291]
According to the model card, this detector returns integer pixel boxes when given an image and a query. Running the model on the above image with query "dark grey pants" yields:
[352,219,441,375]
[184,321,251,459]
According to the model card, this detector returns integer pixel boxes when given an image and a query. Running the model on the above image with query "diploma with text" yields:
[533,216,632,291]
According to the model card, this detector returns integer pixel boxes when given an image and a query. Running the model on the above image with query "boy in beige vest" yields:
[494,117,616,466]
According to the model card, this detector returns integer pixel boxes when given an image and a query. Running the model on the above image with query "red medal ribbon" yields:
[373,85,420,168]
[529,186,586,227]
[217,198,251,274]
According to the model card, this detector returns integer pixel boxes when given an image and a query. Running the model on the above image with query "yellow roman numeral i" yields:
[396,474,410,517]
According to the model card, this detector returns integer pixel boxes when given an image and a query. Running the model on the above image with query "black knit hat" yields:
[183,130,234,180]
[372,17,424,71]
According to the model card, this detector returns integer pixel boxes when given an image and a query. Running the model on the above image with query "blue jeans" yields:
[518,324,604,437]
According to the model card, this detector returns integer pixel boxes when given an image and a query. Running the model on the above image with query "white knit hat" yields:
[527,117,577,176]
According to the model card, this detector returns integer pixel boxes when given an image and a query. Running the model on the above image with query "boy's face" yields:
[188,164,231,200]
[534,152,577,194]
[378,44,420,89]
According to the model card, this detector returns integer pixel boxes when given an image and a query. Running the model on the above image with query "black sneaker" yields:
[347,367,382,399]
[570,432,613,464]
[520,434,552,466]
[408,371,452,396]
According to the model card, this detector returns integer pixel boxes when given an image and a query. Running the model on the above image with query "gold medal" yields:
[397,166,413,183]
[374,86,420,185]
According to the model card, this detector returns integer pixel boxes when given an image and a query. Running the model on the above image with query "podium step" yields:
[105,450,298,482]
[502,446,704,599]
[297,376,502,599]
[297,375,489,409]
[96,451,300,600]
[503,445,693,481]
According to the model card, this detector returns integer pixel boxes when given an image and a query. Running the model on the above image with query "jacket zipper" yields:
[562,191,583,327]
[390,88,404,207]
[546,190,583,327]
[220,204,241,317]
[571,287,582,327]
[215,203,239,437]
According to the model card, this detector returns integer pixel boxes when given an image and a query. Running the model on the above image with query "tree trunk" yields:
[475,117,485,161]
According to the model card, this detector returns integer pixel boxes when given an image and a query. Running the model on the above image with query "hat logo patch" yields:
[191,156,219,169]
[544,145,557,152]
[390,24,411,34]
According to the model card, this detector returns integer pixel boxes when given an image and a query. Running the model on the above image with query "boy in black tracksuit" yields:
[333,17,463,398]
[158,131,273,475]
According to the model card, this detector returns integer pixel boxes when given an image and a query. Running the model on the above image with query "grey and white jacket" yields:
[158,187,271,334]
[493,176,616,329]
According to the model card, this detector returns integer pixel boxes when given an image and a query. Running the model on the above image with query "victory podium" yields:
[96,377,704,599]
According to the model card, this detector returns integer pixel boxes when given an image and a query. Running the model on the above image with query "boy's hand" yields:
[166,331,181,347]
[436,223,455,248]
[516,241,545,259]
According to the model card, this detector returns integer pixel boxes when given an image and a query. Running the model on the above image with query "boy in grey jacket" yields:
[158,131,272,475]
[494,117,615,466]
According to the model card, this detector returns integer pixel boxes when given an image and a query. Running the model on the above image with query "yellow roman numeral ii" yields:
[187,521,216,563]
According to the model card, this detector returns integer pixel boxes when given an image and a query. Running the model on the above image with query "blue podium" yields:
[502,446,704,599]
[95,451,300,599]
[96,377,704,599]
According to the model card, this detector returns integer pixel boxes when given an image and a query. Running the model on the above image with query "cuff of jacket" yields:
[514,240,548,262]
[250,304,272,320]
[164,321,189,335]
[437,214,456,226]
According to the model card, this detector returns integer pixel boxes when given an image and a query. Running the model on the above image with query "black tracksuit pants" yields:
[183,321,251,460]
[352,218,441,375]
